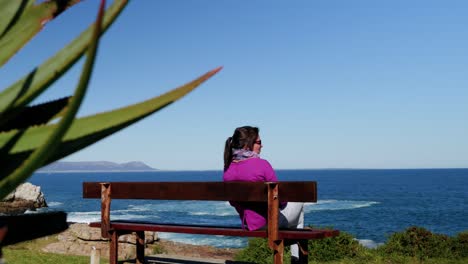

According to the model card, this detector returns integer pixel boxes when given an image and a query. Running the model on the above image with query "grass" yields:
[4,235,59,251]
[2,236,109,264]
[2,234,166,264]
[3,249,104,264]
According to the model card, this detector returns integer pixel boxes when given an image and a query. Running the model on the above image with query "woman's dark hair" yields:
[224,126,259,171]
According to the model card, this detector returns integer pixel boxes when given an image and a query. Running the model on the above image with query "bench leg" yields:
[273,239,284,264]
[109,231,119,264]
[298,239,308,264]
[136,231,145,264]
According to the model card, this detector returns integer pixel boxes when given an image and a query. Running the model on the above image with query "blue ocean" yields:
[29,169,468,248]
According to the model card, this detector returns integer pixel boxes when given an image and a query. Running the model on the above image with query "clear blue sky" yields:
[1,1,467,170]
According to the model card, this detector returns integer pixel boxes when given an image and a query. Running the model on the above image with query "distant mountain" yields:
[39,161,157,172]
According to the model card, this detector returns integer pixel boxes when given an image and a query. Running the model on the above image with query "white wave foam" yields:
[112,214,150,220]
[68,211,152,223]
[129,200,378,215]
[67,211,100,223]
[127,204,155,212]
[356,239,383,249]
[186,204,237,217]
[47,202,63,207]
[189,211,236,216]
[70,211,101,216]
[128,201,238,217]
[304,200,379,212]
[158,233,246,248]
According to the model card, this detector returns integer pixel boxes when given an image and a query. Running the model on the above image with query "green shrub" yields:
[234,227,468,263]
[150,243,167,255]
[234,229,364,263]
[307,230,365,262]
[380,226,453,259]
[234,238,282,264]
[452,231,468,258]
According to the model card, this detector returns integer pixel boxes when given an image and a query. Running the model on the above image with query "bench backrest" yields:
[82,181,317,202]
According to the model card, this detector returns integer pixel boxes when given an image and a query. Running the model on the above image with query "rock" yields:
[0,183,47,214]
[3,192,15,202]
[14,183,47,208]
[118,231,158,244]
[43,223,160,259]
[42,223,237,261]
[69,223,107,241]
[66,223,158,244]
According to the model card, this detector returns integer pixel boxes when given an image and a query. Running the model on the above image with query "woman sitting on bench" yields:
[223,126,305,263]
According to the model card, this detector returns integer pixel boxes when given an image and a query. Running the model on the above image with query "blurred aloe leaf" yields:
[0,0,106,199]
[0,96,71,131]
[0,0,82,67]
[0,0,128,115]
[0,0,221,202]
[0,0,222,247]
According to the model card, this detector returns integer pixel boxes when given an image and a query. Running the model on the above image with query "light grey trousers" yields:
[279,202,304,258]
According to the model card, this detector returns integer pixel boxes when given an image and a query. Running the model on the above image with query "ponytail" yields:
[224,137,233,171]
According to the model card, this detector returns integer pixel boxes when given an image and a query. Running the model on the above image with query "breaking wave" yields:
[68,199,379,223]
[47,201,63,207]
[305,200,380,212]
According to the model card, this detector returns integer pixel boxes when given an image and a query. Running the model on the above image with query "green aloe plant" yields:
[0,0,221,199]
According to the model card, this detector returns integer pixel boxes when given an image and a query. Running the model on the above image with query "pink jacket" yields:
[223,157,278,230]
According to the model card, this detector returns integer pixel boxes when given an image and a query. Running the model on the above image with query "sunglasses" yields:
[254,140,262,145]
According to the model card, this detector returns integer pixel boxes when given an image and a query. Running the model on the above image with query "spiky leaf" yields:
[0,0,107,199]
[0,0,82,67]
[0,0,128,114]
[0,0,31,37]
[0,97,71,132]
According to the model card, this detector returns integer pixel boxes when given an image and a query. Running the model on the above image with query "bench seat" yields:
[89,221,339,240]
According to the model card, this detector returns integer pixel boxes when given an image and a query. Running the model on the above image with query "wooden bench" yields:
[83,181,339,264]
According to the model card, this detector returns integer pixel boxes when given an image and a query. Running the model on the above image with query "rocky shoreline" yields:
[41,223,239,261]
